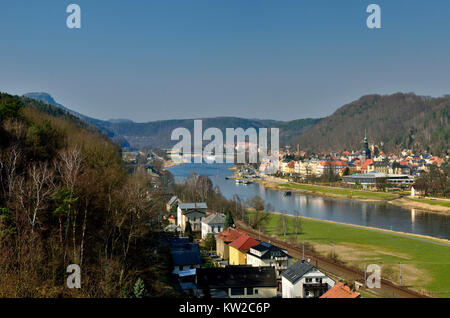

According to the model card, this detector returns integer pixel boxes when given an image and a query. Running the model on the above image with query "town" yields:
[119,132,449,299]
[258,133,447,198]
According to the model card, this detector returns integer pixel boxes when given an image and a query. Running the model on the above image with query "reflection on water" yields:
[168,163,450,240]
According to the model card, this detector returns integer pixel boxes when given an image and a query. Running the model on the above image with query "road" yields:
[236,221,428,298]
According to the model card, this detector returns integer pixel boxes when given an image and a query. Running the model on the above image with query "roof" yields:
[167,196,178,206]
[320,282,360,298]
[178,202,207,210]
[249,242,291,259]
[229,234,260,251]
[196,266,277,289]
[164,224,181,232]
[183,209,206,216]
[216,228,243,243]
[170,243,202,266]
[202,213,226,225]
[281,260,314,284]
[178,269,197,277]
[361,159,374,170]
[318,160,348,167]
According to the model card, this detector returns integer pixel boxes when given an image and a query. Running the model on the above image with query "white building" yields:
[177,202,207,232]
[281,260,335,298]
[246,242,292,278]
[201,213,226,239]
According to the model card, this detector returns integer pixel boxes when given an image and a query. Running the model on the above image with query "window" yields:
[230,288,245,296]
[305,278,312,283]
[254,289,258,295]
[247,288,254,295]
[316,278,322,283]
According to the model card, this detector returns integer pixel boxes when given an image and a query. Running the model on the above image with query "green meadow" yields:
[248,211,450,297]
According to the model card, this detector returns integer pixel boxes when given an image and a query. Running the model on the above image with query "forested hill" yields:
[294,93,450,155]
[0,93,178,297]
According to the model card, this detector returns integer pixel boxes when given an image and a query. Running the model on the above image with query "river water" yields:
[167,163,450,240]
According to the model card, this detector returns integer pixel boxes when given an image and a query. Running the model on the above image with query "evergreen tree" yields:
[185,222,193,241]
[133,278,148,298]
[204,233,216,251]
[224,210,234,229]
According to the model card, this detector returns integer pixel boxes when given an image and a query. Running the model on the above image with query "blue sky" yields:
[1,0,450,122]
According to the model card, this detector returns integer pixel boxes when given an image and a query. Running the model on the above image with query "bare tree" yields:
[16,163,54,235]
[293,210,302,236]
[0,146,21,201]
[55,147,83,262]
[247,196,269,229]
[277,212,287,240]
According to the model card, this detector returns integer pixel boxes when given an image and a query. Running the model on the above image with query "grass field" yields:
[278,183,398,200]
[407,198,450,208]
[248,211,450,297]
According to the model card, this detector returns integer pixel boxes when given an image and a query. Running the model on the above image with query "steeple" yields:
[362,130,371,160]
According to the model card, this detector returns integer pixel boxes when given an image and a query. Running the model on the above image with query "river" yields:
[167,163,450,240]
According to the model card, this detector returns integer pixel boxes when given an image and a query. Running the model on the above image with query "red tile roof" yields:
[320,282,360,298]
[216,228,243,243]
[318,160,348,167]
[229,234,259,251]
[361,159,374,170]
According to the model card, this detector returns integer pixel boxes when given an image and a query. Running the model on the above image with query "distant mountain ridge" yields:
[23,92,450,155]
[23,92,320,149]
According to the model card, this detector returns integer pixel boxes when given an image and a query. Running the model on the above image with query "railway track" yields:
[236,221,428,298]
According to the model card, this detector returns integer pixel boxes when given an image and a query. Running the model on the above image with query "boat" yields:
[205,155,216,163]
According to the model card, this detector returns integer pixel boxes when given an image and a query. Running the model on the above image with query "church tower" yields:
[361,129,371,162]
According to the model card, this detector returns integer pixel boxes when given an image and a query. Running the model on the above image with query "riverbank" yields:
[257,177,399,201]
[256,177,450,214]
[163,159,183,169]
[390,198,450,215]
[247,210,450,297]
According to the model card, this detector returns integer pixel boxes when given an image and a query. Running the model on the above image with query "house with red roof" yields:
[216,227,243,260]
[361,159,374,173]
[228,234,260,265]
[320,282,360,298]
[316,160,348,176]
